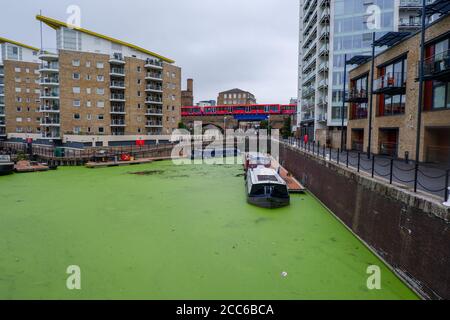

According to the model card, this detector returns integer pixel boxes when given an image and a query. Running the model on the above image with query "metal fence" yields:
[0,141,176,164]
[284,138,450,202]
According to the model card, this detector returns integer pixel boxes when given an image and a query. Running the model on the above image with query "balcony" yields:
[419,49,450,81]
[110,81,125,89]
[316,113,327,122]
[40,90,60,99]
[373,73,406,95]
[302,87,315,99]
[110,93,126,102]
[42,129,61,139]
[318,61,329,73]
[0,97,4,106]
[40,104,60,113]
[146,72,163,81]
[111,120,126,127]
[145,84,163,93]
[145,59,163,69]
[145,121,163,128]
[301,113,315,123]
[41,117,60,126]
[319,27,330,41]
[318,79,328,89]
[346,88,368,103]
[0,67,4,76]
[350,106,368,120]
[145,97,163,105]
[109,54,126,65]
[40,77,59,86]
[319,44,329,56]
[0,107,4,115]
[110,68,125,77]
[38,50,59,61]
[320,9,330,24]
[39,62,59,73]
[0,120,5,126]
[399,0,433,8]
[110,106,126,114]
[398,17,421,30]
[145,108,163,116]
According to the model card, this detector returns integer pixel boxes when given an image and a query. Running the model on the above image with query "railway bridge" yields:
[181,104,297,131]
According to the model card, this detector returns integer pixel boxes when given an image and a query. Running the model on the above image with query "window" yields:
[96,88,104,95]
[73,127,81,134]
[96,62,104,69]
[86,100,92,108]
[137,91,141,97]
[86,88,91,94]
[73,73,80,80]
[97,101,105,108]
[137,66,141,72]
[97,75,104,82]
[86,61,91,68]
[98,127,104,133]
[73,87,81,94]
[87,114,92,120]
[73,100,81,107]
[137,79,141,85]
[73,113,81,120]
[15,67,21,73]
[97,114,104,120]
[72,60,80,67]
[86,74,92,81]
[15,88,21,93]
[15,77,21,82]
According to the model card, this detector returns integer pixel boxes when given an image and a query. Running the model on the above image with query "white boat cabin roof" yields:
[249,166,286,185]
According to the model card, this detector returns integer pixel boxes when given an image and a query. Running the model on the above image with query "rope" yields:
[392,173,415,184]
[417,169,447,180]
[416,180,447,193]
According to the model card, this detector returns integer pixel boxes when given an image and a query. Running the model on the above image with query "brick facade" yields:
[3,60,40,136]
[347,14,450,163]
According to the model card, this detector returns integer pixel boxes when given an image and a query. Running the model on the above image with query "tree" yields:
[178,122,187,129]
[281,117,293,139]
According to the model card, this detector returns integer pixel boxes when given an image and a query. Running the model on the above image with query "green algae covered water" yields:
[0,160,418,300]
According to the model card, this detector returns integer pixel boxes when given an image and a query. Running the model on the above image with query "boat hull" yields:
[247,195,290,209]
[0,163,15,176]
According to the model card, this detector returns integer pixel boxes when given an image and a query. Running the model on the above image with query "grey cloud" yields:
[1,0,299,104]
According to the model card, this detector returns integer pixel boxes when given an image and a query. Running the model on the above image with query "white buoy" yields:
[281,271,288,278]
[443,188,450,207]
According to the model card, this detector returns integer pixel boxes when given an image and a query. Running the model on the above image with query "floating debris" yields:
[129,170,165,176]
[281,271,288,278]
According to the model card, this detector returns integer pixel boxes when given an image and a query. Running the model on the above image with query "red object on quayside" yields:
[121,154,131,161]
[136,139,145,146]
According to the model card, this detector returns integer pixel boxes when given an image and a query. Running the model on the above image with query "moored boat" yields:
[0,155,15,176]
[246,165,290,209]
[244,152,272,171]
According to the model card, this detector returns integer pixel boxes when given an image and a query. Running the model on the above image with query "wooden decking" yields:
[270,157,306,194]
[15,161,49,173]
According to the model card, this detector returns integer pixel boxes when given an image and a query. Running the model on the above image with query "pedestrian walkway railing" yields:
[284,137,450,203]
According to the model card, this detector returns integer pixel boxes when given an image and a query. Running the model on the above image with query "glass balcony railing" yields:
[146,108,163,115]
[145,59,163,68]
[110,68,125,75]
[111,94,125,100]
[373,73,406,93]
[421,50,450,79]
[146,72,163,80]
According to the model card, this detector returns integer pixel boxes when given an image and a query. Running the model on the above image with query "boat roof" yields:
[249,166,286,185]
[0,155,12,162]
[247,152,271,161]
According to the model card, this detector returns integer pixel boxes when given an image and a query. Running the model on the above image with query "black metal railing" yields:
[284,137,450,202]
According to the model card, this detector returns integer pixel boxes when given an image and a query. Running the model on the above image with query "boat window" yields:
[257,175,278,182]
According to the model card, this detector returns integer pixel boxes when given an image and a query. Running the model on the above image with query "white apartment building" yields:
[297,0,425,145]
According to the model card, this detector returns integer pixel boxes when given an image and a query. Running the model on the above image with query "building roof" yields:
[0,37,39,52]
[219,88,254,95]
[36,15,174,63]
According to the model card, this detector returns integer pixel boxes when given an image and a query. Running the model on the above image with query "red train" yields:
[181,104,297,117]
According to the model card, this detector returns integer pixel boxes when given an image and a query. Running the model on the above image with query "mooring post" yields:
[371,155,375,178]
[357,153,361,173]
[444,170,450,206]
[390,159,394,184]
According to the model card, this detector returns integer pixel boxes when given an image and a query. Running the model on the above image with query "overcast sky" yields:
[1,0,299,104]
